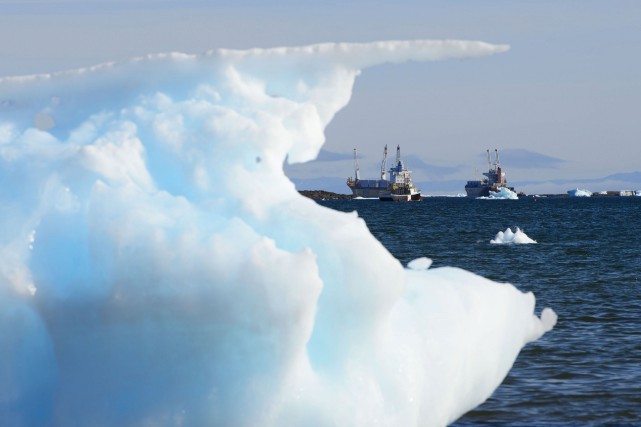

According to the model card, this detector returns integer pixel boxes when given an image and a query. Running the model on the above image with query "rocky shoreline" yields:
[299,190,354,200]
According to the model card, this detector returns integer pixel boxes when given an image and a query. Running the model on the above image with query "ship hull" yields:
[348,179,389,198]
[379,191,423,202]
[465,185,490,198]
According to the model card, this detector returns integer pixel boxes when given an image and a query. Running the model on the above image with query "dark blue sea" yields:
[317,196,641,427]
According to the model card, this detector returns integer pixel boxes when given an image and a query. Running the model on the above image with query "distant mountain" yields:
[315,149,354,162]
[512,171,641,195]
[402,154,464,178]
[515,171,641,187]
[478,149,567,169]
[603,171,641,182]
[287,145,639,195]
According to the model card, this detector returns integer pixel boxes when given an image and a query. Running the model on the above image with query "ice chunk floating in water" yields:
[568,188,592,197]
[486,187,519,199]
[491,227,537,244]
[0,40,556,426]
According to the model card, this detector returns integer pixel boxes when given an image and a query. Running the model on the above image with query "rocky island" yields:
[299,190,354,200]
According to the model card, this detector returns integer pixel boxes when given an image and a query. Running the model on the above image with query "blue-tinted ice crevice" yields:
[0,40,556,426]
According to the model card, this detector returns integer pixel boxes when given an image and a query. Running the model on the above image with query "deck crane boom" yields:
[380,145,388,180]
[353,148,360,180]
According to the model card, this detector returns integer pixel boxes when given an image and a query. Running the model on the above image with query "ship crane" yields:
[486,149,492,172]
[380,145,388,180]
[353,148,360,181]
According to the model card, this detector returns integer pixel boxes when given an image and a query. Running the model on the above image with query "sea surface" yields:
[317,196,641,426]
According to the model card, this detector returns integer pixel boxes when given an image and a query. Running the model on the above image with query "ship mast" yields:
[353,148,360,180]
[486,149,491,171]
[380,145,388,180]
[396,145,401,165]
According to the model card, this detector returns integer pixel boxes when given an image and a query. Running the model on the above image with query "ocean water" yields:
[318,196,641,426]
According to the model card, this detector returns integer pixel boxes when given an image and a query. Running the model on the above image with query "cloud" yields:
[517,170,641,187]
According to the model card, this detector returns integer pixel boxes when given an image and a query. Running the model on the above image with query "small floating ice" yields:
[407,257,433,270]
[490,227,537,244]
[567,188,592,197]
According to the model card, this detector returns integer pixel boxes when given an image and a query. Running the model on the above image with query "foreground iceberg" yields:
[0,40,556,426]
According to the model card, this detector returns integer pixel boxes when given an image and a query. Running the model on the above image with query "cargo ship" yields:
[345,145,390,198]
[347,145,422,201]
[465,149,515,197]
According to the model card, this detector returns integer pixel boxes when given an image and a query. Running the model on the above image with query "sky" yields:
[1,0,640,195]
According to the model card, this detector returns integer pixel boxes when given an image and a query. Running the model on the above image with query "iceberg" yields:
[479,187,519,200]
[0,40,556,426]
[567,188,592,197]
[490,227,537,244]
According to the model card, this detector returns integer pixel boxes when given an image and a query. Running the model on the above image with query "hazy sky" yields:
[2,0,640,194]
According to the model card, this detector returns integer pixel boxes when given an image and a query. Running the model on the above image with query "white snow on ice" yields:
[0,40,556,427]
[490,227,537,244]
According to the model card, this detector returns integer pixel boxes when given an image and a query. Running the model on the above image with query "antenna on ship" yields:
[380,145,388,180]
[353,148,360,180]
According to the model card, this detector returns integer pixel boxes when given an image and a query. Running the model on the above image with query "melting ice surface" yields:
[568,188,592,197]
[0,41,557,426]
[491,227,537,245]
